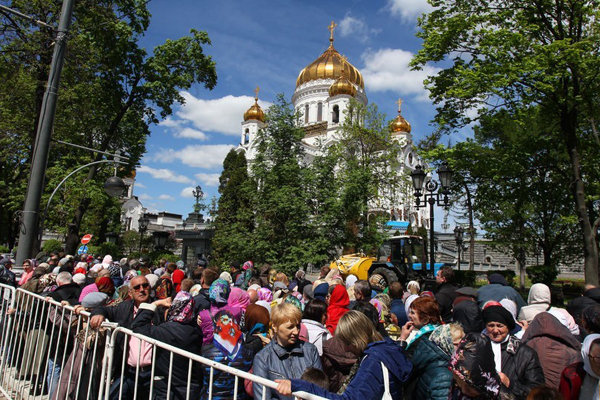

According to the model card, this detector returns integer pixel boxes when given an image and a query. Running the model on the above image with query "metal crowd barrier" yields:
[101,326,327,400]
[1,286,327,400]
[0,287,111,400]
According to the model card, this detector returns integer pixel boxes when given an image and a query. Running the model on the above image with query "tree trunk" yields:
[561,106,599,285]
[517,249,526,290]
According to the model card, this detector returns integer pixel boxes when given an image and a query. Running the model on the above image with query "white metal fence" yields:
[0,285,326,400]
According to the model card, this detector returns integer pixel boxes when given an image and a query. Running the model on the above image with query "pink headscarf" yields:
[257,287,273,302]
[228,287,250,311]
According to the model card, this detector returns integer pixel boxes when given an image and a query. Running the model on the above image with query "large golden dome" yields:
[244,86,265,122]
[296,21,364,89]
[391,99,411,133]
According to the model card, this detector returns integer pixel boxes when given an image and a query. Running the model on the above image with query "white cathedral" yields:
[238,22,430,230]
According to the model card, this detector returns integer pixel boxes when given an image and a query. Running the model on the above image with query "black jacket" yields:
[49,282,82,305]
[91,299,163,376]
[131,304,203,387]
[567,288,600,332]
[452,299,483,333]
[193,288,211,315]
[435,283,457,323]
[500,335,545,399]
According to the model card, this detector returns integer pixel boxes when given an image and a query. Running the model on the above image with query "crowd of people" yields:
[2,253,600,400]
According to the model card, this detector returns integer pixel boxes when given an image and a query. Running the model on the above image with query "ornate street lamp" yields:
[410,162,453,270]
[103,176,127,197]
[192,185,204,212]
[454,226,464,271]
[152,231,170,250]
[138,214,149,252]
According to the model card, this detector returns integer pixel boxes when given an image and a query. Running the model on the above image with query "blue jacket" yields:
[253,340,322,400]
[390,298,408,326]
[291,337,412,400]
[404,332,452,400]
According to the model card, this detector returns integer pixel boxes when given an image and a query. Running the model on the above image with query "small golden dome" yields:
[391,98,411,133]
[243,86,265,122]
[296,21,364,89]
[128,169,137,179]
[329,73,356,97]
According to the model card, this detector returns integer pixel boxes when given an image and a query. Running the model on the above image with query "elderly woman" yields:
[132,291,202,399]
[482,304,545,398]
[276,311,412,400]
[449,332,511,400]
[19,258,38,286]
[253,303,322,400]
[560,333,600,400]
[399,296,452,399]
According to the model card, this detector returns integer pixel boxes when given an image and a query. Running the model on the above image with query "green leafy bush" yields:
[42,239,63,254]
[454,270,477,287]
[0,245,10,253]
[526,265,559,286]
[152,252,179,266]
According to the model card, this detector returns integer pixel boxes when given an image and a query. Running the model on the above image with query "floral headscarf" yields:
[369,298,384,323]
[257,287,273,302]
[123,269,137,286]
[450,333,502,399]
[284,295,303,311]
[95,277,115,296]
[39,273,57,289]
[167,291,195,323]
[242,261,254,270]
[429,324,455,357]
[209,279,231,305]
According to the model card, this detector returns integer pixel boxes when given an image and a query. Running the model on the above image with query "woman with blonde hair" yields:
[276,310,412,400]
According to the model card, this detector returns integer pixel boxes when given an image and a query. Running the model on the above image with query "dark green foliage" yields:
[454,270,476,287]
[42,239,63,254]
[526,265,559,286]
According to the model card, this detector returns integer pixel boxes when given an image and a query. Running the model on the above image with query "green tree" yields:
[412,0,600,283]
[327,100,403,254]
[0,0,217,254]
[211,150,256,266]
[251,95,316,276]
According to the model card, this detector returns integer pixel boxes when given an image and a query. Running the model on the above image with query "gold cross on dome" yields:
[254,86,260,101]
[397,98,403,113]
[328,21,337,44]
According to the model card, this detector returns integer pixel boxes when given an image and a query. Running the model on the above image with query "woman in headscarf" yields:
[257,287,273,303]
[18,258,38,286]
[559,333,600,400]
[239,260,255,290]
[197,279,236,345]
[326,284,350,335]
[132,291,202,399]
[228,287,251,315]
[449,332,512,400]
[482,304,545,398]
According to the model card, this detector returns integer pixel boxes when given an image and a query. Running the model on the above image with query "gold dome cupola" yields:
[329,55,357,97]
[296,21,364,89]
[391,98,411,133]
[243,86,265,122]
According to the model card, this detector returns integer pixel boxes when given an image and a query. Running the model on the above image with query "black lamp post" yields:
[454,226,464,271]
[152,231,170,251]
[103,176,127,197]
[410,162,453,270]
[138,214,149,252]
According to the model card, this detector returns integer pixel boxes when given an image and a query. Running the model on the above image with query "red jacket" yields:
[559,362,585,400]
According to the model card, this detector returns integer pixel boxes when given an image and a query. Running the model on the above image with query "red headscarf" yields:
[96,277,115,296]
[172,269,185,293]
[326,284,350,335]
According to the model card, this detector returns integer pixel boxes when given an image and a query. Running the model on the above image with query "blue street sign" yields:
[77,245,88,255]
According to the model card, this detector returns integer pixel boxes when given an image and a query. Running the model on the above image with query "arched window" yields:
[244,128,250,144]
[408,153,413,165]
[304,104,309,124]
[317,102,323,122]
[332,105,339,124]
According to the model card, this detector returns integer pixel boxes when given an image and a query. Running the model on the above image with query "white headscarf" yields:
[404,294,418,316]
[345,274,358,289]
[581,334,600,400]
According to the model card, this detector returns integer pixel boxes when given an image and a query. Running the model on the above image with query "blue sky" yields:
[134,0,465,228]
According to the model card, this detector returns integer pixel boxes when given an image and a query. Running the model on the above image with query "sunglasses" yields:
[132,282,150,291]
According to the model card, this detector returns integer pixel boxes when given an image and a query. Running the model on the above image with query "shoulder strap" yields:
[381,362,393,400]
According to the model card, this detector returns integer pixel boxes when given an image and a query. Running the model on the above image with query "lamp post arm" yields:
[39,159,127,244]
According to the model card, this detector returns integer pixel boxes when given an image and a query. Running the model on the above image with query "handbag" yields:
[381,362,393,400]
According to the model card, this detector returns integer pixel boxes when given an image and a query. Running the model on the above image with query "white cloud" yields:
[159,117,184,128]
[158,194,175,201]
[163,144,236,169]
[361,48,440,101]
[338,14,378,43]
[180,187,195,198]
[173,92,272,136]
[135,182,146,188]
[195,173,221,187]
[174,127,209,140]
[138,193,153,201]
[386,0,433,21]
[137,165,192,184]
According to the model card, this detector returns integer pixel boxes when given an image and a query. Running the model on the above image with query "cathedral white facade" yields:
[238,23,430,229]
